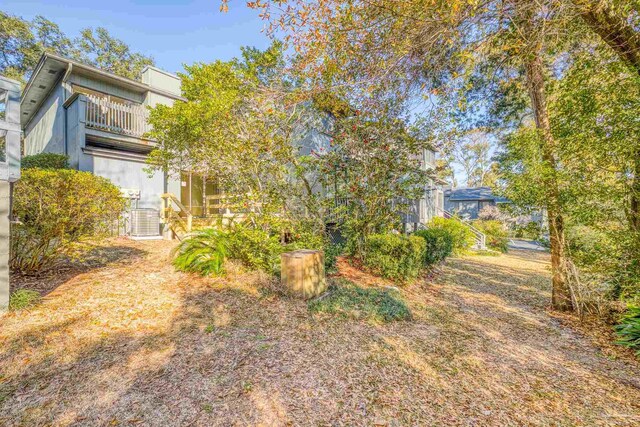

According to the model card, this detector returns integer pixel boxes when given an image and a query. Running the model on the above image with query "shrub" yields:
[227,226,284,274]
[472,219,510,253]
[362,233,426,282]
[427,217,475,254]
[21,153,69,170]
[324,242,343,274]
[11,169,126,272]
[413,228,454,266]
[9,289,41,310]
[308,280,411,322]
[615,306,640,357]
[173,228,228,276]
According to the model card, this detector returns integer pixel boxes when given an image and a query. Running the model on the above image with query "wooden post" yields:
[281,250,327,299]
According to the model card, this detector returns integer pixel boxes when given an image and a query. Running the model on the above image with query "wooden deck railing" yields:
[161,193,192,239]
[85,94,150,138]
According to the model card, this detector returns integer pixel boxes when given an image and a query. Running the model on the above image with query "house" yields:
[21,53,445,237]
[21,53,184,218]
[444,186,510,220]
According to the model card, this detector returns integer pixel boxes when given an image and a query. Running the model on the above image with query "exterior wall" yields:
[68,74,144,103]
[79,152,165,210]
[0,181,9,310]
[141,67,181,108]
[24,84,67,156]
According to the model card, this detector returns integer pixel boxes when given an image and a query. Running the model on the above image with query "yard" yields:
[1,239,639,426]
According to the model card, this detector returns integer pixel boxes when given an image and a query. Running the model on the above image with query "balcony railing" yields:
[85,94,150,138]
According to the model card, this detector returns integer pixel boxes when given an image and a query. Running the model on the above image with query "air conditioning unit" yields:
[130,208,160,237]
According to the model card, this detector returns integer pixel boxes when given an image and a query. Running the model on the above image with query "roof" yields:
[445,186,510,203]
[21,52,185,128]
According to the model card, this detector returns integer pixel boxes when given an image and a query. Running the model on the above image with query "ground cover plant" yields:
[308,279,411,322]
[8,289,40,311]
[615,306,640,356]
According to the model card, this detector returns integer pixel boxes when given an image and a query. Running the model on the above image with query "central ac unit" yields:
[130,208,160,237]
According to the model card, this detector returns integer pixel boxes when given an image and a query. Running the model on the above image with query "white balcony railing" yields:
[85,94,150,138]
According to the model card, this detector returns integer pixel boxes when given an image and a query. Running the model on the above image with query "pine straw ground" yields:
[1,239,639,426]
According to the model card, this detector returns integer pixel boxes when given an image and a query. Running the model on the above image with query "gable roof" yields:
[20,52,185,129]
[445,186,510,203]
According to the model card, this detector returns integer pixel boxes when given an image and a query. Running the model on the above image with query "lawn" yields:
[1,239,639,426]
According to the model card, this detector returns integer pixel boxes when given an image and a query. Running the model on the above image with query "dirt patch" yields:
[1,241,639,426]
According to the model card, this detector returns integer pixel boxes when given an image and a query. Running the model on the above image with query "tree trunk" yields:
[573,0,640,77]
[630,148,640,232]
[523,49,573,311]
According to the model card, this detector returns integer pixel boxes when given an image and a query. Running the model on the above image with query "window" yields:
[0,89,7,121]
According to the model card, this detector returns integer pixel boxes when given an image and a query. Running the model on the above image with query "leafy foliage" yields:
[615,306,640,357]
[472,220,509,253]
[413,228,454,266]
[8,289,40,311]
[323,242,343,274]
[0,11,154,82]
[427,217,475,255]
[21,153,69,170]
[173,228,228,276]
[308,280,411,322]
[11,169,125,272]
[361,233,426,282]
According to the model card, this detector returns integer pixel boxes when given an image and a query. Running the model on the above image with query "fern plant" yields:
[615,306,640,356]
[172,228,228,276]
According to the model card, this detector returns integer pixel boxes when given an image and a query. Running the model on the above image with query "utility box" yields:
[281,250,327,299]
[0,76,21,311]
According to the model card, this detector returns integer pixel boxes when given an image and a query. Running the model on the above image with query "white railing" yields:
[435,207,487,250]
[85,94,150,138]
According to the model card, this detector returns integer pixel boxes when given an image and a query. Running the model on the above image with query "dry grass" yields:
[1,242,639,426]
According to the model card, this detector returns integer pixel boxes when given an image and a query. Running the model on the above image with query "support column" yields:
[0,181,10,311]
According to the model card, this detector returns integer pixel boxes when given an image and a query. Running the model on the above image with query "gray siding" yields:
[24,84,67,155]
[79,152,165,210]
[68,74,144,103]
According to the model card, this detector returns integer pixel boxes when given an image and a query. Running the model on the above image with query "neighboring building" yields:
[0,75,21,311]
[21,53,184,214]
[444,186,510,220]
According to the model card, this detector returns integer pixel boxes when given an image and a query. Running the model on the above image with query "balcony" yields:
[85,94,150,139]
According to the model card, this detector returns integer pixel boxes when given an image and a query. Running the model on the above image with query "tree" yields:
[453,131,498,187]
[147,42,324,228]
[230,0,575,310]
[0,10,154,82]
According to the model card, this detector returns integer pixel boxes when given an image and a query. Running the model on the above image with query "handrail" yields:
[434,207,487,250]
[161,193,192,235]
[85,94,150,138]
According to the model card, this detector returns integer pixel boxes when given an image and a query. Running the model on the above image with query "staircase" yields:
[435,207,487,250]
[160,193,193,240]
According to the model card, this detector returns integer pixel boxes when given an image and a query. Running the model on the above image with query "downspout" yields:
[61,63,73,157]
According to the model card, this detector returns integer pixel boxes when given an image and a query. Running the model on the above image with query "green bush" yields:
[9,289,41,311]
[308,280,411,322]
[21,153,69,170]
[472,219,510,253]
[227,226,284,274]
[173,228,228,276]
[362,233,426,282]
[324,242,343,274]
[427,217,476,254]
[615,306,640,356]
[11,169,126,272]
[413,228,454,266]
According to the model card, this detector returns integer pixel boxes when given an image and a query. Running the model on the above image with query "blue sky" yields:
[3,0,271,74]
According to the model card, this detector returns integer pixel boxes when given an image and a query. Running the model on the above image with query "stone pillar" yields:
[0,181,9,311]
[281,250,327,299]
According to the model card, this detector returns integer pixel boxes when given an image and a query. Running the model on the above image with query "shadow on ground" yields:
[1,241,639,426]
